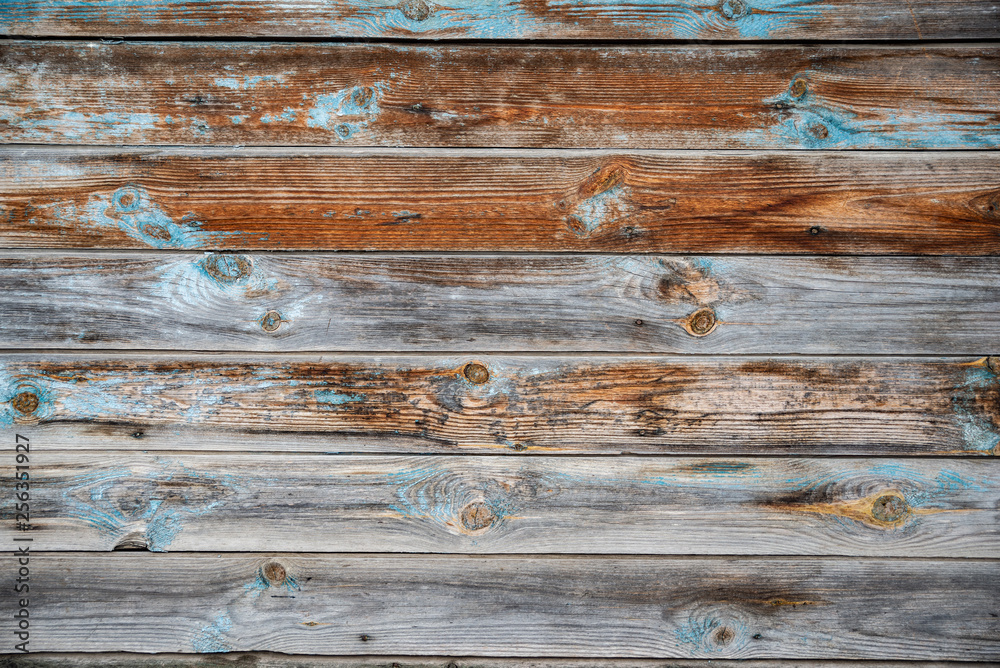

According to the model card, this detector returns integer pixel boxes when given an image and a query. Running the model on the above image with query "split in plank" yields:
[3,148,1000,254]
[1,254,999,354]
[2,355,998,455]
[6,452,999,555]
[3,43,999,149]
[1,553,996,658]
[3,0,998,40]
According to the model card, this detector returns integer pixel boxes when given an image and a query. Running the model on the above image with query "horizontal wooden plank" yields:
[2,355,998,455]
[2,43,998,149]
[4,657,995,668]
[4,148,1000,254]
[2,554,996,657]
[3,0,998,40]
[1,254,998,353]
[7,452,997,555]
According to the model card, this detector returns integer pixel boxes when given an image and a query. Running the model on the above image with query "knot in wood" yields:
[262,561,287,584]
[720,0,748,19]
[112,186,143,213]
[202,253,252,283]
[686,308,717,336]
[400,0,431,21]
[11,390,39,414]
[460,501,494,531]
[463,362,490,384]
[789,78,808,98]
[871,493,908,523]
[712,625,736,646]
[809,123,829,139]
[261,310,283,332]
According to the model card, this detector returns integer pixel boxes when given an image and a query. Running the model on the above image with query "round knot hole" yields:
[11,391,39,415]
[261,310,283,332]
[400,0,431,20]
[202,253,252,283]
[463,362,489,384]
[789,78,808,98]
[871,493,908,523]
[460,501,494,531]
[686,308,717,336]
[262,561,287,584]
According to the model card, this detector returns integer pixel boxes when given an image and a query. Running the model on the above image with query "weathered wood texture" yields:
[3,356,998,455]
[2,254,999,353]
[3,658,996,668]
[7,451,997,555]
[3,43,999,149]
[1,554,996,658]
[3,0,998,40]
[4,148,1000,254]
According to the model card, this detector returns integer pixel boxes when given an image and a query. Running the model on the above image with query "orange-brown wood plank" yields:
[3,0,998,40]
[3,148,999,253]
[2,42,999,149]
[3,355,997,455]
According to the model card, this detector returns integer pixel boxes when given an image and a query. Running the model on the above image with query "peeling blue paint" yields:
[306,82,387,140]
[261,107,298,124]
[0,109,160,143]
[214,75,286,90]
[742,82,1000,149]
[951,362,1000,454]
[315,389,366,406]
[547,0,831,38]
[568,183,631,236]
[192,612,233,653]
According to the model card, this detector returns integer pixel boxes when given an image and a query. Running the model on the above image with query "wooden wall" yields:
[1,0,998,665]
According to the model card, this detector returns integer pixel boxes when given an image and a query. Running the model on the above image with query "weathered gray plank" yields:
[1,254,998,353]
[4,148,1000,254]
[3,43,999,148]
[1,554,996,658]
[2,656,995,668]
[3,0,998,40]
[3,355,998,455]
[5,452,997,555]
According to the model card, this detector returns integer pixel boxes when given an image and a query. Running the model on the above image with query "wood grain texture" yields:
[3,658,996,668]
[7,451,998,555]
[2,253,999,353]
[3,42,999,149]
[3,355,998,455]
[4,148,1000,254]
[1,553,996,658]
[3,0,998,40]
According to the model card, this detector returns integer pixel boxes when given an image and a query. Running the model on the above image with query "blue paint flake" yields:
[214,75,286,90]
[192,612,233,653]
[315,389,366,406]
[306,82,387,140]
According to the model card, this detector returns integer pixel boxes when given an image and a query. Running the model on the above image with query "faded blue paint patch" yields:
[546,0,831,38]
[568,183,632,236]
[192,612,233,653]
[674,606,750,653]
[261,107,298,124]
[742,82,1000,149]
[0,0,211,26]
[214,75,286,90]
[327,0,541,38]
[315,389,366,407]
[306,82,387,140]
[24,185,251,249]
[1,109,160,143]
[950,363,1000,454]
[60,459,241,551]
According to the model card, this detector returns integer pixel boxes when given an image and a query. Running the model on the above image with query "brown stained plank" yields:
[3,658,996,668]
[2,355,998,455]
[2,43,998,149]
[0,553,996,657]
[1,253,999,354]
[3,148,1000,254]
[7,452,998,555]
[2,0,998,40]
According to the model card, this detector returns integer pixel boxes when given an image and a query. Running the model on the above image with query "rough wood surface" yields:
[7,451,998,555]
[4,148,1000,254]
[3,355,998,455]
[3,43,999,149]
[2,658,995,668]
[2,253,999,353]
[1,554,996,658]
[3,0,998,40]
